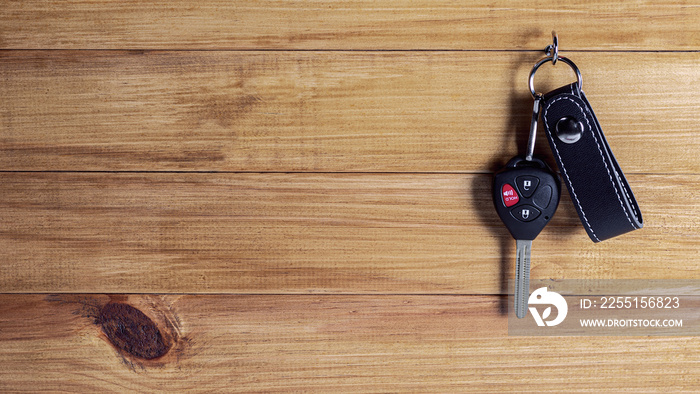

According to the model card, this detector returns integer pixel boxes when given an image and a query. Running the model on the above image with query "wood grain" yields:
[1,51,698,173]
[1,1,699,50]
[1,294,698,392]
[1,172,697,294]
[2,1,700,390]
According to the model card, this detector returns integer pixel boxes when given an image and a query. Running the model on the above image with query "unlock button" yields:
[516,176,539,198]
[510,204,541,222]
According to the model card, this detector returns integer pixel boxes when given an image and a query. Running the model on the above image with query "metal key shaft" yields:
[514,240,532,319]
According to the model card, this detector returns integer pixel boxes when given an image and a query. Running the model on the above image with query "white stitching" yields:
[544,96,600,242]
[616,171,640,225]
[581,101,636,230]
[576,88,637,224]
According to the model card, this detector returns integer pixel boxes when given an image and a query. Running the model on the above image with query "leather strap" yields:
[541,83,643,242]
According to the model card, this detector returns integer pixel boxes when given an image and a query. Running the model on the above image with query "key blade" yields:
[514,239,532,319]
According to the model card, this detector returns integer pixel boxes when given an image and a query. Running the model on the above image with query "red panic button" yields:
[502,184,519,207]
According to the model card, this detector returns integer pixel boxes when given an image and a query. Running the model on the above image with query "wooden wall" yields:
[1,1,699,391]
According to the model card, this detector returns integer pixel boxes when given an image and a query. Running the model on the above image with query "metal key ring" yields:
[545,31,559,65]
[528,56,583,99]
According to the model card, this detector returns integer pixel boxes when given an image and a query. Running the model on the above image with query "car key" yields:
[493,156,560,318]
[493,98,561,319]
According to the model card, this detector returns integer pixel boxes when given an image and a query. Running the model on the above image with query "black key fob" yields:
[493,156,561,241]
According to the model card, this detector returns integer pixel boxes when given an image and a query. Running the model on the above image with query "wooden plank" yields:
[1,51,698,173]
[0,172,697,294]
[1,1,699,50]
[0,294,698,391]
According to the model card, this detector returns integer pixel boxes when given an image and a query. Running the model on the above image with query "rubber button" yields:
[501,184,519,207]
[510,204,541,222]
[532,185,553,209]
[516,175,539,198]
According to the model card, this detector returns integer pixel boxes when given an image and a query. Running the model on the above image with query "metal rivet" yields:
[555,116,583,144]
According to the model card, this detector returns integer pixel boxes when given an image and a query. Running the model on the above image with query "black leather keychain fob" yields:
[540,82,643,242]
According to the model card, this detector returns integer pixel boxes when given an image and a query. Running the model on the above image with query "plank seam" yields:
[2,49,700,53]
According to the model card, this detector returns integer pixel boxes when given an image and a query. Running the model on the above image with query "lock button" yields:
[510,205,541,222]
